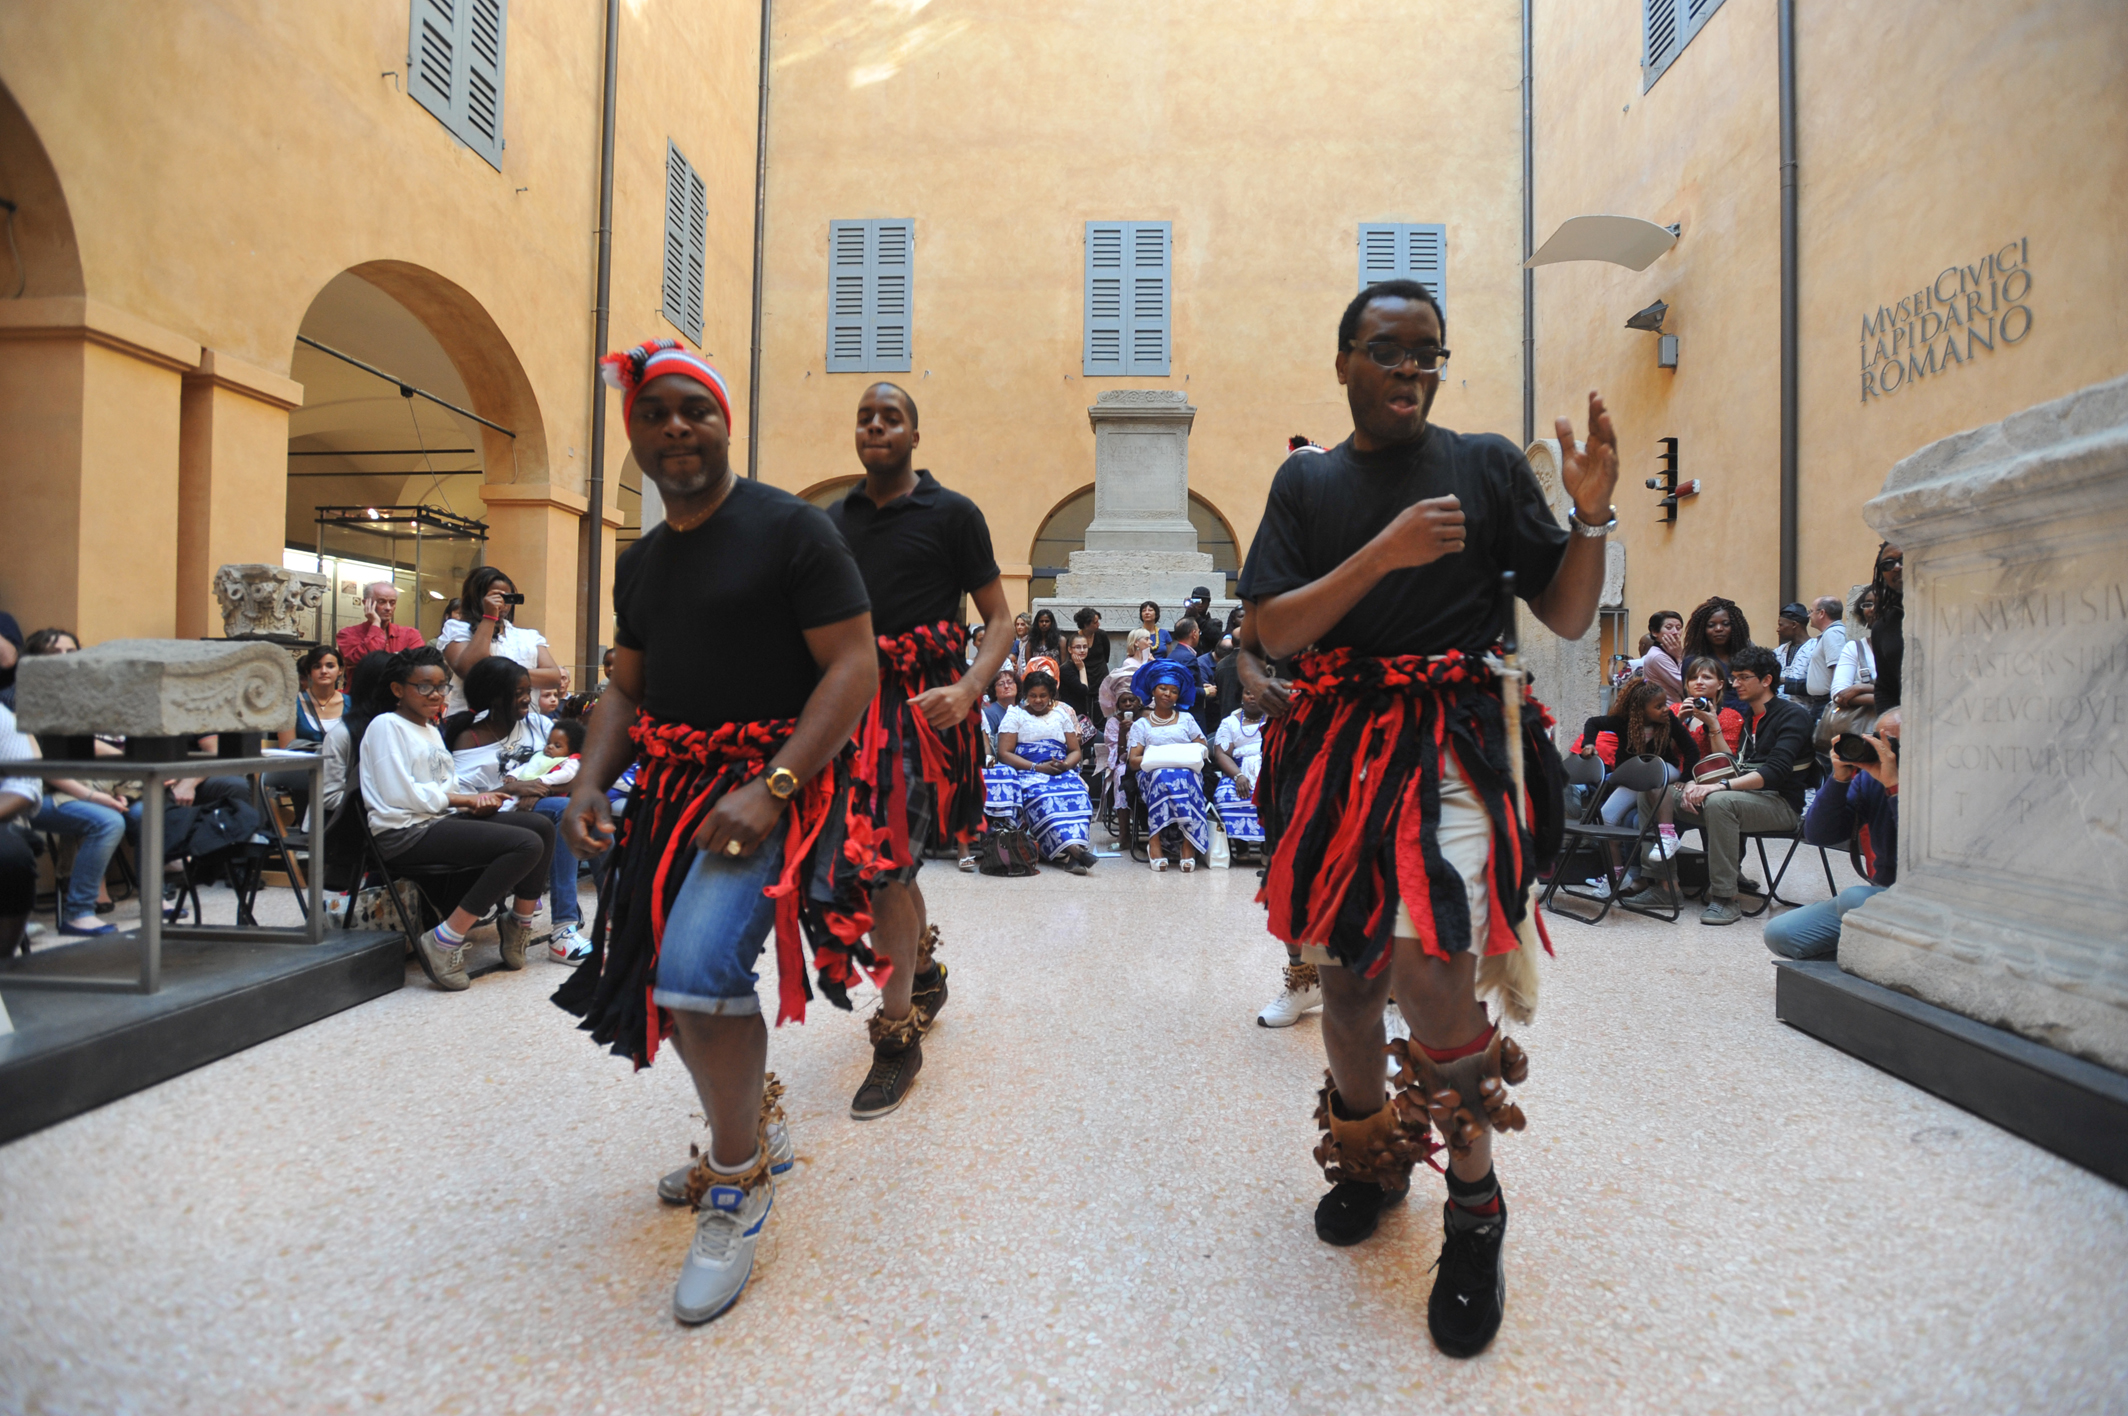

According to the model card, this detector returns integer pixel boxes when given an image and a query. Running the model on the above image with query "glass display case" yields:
[305,505,488,645]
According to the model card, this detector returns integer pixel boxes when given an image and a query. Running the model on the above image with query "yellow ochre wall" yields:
[753,0,1529,609]
[0,0,761,663]
[1533,0,2128,637]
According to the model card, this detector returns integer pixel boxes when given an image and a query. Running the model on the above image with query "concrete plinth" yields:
[15,637,300,739]
[1839,373,2128,1073]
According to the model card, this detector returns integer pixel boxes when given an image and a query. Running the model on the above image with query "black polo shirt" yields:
[1238,426,1569,656]
[826,469,1000,637]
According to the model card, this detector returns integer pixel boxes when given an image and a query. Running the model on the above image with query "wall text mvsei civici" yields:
[1860,238,2032,402]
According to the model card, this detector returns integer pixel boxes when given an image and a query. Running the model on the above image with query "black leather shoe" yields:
[1427,1198,1507,1358]
[850,1036,923,1119]
[1313,1179,1404,1246]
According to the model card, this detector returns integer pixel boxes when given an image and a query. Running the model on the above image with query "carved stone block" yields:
[214,563,328,640]
[16,639,300,738]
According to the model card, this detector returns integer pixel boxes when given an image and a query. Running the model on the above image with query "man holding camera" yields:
[1765,709,1899,959]
[1626,643,1813,925]
[335,581,425,661]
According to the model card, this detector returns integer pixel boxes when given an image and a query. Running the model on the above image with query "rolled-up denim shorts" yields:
[651,834,787,1017]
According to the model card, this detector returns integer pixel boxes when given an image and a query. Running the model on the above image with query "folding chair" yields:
[318,789,494,986]
[1541,754,1674,924]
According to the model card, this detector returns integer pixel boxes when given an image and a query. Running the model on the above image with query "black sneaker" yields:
[910,962,948,1028]
[850,1036,923,1119]
[1313,1179,1404,1246]
[1427,1198,1508,1358]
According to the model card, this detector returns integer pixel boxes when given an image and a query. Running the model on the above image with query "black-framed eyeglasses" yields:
[1351,340,1452,372]
[402,680,449,697]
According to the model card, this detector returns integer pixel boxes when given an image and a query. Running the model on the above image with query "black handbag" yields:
[976,826,1041,877]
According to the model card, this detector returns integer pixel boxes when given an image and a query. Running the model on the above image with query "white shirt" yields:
[449,711,553,794]
[1805,622,1849,696]
[1127,712,1205,750]
[1213,711,1266,774]
[435,618,550,715]
[304,719,352,835]
[0,703,40,807]
[1830,635,1876,697]
[997,703,1072,746]
[358,711,459,835]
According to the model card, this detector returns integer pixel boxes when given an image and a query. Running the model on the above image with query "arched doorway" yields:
[798,475,862,509]
[284,264,554,652]
[1027,486,1239,602]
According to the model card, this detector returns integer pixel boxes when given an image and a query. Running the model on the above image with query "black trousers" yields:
[0,824,35,916]
[382,812,554,919]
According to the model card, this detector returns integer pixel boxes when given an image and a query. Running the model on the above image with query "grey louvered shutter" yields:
[826,221,869,372]
[406,0,507,171]
[1126,222,1171,376]
[1083,222,1126,375]
[868,220,913,372]
[1642,0,1686,88]
[662,142,706,344]
[1356,223,1448,312]
[1085,221,1170,376]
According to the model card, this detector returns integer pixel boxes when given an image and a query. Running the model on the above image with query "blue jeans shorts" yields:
[651,834,787,1018]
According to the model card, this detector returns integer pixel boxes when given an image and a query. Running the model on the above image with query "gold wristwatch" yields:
[763,766,800,801]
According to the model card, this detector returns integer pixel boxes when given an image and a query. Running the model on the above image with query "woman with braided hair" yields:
[1681,597,1752,704]
[1241,280,1618,1358]
[555,339,888,1328]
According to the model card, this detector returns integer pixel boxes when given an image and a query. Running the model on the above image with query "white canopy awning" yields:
[1524,215,1679,272]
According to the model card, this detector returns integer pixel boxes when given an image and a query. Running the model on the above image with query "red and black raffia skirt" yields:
[1256,648,1561,978]
[855,621,988,868]
[552,714,892,1068]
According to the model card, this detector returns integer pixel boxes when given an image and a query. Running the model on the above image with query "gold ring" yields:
[724,840,745,857]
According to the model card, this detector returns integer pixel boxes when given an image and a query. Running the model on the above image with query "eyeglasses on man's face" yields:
[1351,340,1451,372]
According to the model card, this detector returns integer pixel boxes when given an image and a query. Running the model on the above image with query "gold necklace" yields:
[664,472,736,534]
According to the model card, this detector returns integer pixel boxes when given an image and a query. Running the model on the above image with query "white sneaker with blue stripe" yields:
[658,1121,794,1203]
[673,1174,774,1325]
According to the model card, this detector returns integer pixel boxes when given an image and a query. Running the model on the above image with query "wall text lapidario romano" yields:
[1860,238,2032,402]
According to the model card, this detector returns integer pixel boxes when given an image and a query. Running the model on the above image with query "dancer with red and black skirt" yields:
[554,340,889,1327]
[1241,279,1619,1357]
[827,382,1014,1119]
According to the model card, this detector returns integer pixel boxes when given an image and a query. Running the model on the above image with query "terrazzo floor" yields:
[2,841,2125,1415]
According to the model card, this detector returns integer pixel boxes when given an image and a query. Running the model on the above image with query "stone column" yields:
[480,482,589,678]
[0,298,198,642]
[178,351,305,639]
[1840,373,2128,1072]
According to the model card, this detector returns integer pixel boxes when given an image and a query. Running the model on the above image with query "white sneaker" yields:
[1257,964,1323,1028]
[547,922,591,964]
[673,1174,774,1325]
[659,1121,795,1203]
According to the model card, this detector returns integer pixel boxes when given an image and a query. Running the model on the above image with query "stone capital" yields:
[16,639,299,738]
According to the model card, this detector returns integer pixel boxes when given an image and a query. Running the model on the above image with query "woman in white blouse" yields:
[1830,587,1880,714]
[1126,661,1211,872]
[991,670,1098,874]
[437,566,564,716]
[355,647,554,991]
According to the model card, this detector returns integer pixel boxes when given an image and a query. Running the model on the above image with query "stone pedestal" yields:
[213,563,329,641]
[1516,438,1626,742]
[16,639,300,739]
[1839,373,2128,1073]
[1034,391,1235,644]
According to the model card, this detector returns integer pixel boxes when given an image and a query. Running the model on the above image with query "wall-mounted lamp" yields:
[1625,301,1679,369]
[1645,436,1701,522]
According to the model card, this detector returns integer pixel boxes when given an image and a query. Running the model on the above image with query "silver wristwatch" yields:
[1568,506,1618,538]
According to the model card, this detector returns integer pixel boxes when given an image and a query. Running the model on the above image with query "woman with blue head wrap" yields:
[1126,659,1210,871]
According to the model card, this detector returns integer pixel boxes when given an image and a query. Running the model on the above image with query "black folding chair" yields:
[318,789,495,986]
[1542,754,1674,924]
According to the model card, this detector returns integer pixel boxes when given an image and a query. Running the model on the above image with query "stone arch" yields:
[0,78,84,298]
[798,474,861,508]
[1026,484,1238,601]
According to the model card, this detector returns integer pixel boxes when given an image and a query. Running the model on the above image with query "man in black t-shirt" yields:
[1240,280,1619,1359]
[555,339,883,1329]
[826,382,1014,1120]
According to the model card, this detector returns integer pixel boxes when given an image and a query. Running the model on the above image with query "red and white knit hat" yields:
[598,338,733,428]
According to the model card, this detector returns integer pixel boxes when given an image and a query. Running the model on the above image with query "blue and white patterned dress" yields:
[988,705,1095,859]
[1211,710,1266,845]
[1128,711,1210,854]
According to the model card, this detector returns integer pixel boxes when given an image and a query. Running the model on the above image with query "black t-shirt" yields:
[825,470,1000,636]
[613,479,870,729]
[1236,426,1569,656]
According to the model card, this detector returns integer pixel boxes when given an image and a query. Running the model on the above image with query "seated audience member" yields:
[512,718,584,792]
[1802,595,1848,714]
[1098,647,1148,722]
[981,665,1019,737]
[1059,634,1098,723]
[286,647,346,745]
[1102,687,1144,816]
[1209,688,1268,849]
[1831,587,1880,716]
[1126,660,1210,873]
[1672,657,1745,761]
[536,686,562,717]
[0,608,21,710]
[989,670,1099,874]
[1626,645,1813,925]
[1026,608,1065,664]
[1867,542,1905,711]
[1137,600,1172,655]
[1639,609,1686,704]
[1682,597,1752,704]
[437,565,563,715]
[308,651,391,834]
[1571,677,1702,828]
[354,647,554,990]
[2,702,42,955]
[19,628,128,936]
[445,656,589,962]
[1765,710,1900,960]
[965,621,986,668]
[1073,607,1110,684]
[1772,602,1814,702]
[334,581,425,662]
[1007,612,1033,669]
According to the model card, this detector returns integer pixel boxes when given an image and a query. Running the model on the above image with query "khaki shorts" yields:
[1298,751,1492,967]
